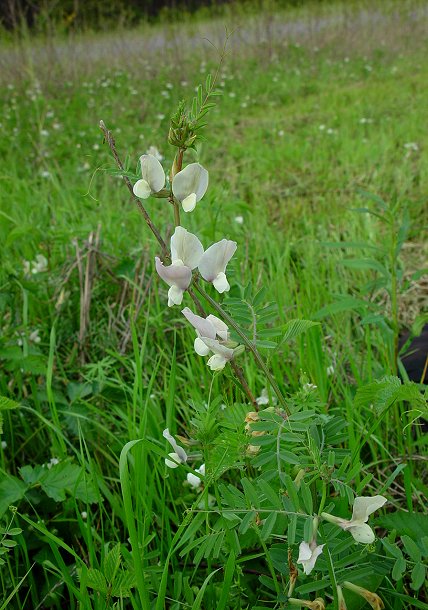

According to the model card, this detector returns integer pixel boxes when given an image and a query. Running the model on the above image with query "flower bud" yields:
[288,598,325,610]
[343,582,384,609]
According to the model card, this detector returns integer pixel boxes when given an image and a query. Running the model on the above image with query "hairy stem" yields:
[99,120,169,259]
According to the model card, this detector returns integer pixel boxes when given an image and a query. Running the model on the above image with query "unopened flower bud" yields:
[337,585,348,610]
[343,582,384,609]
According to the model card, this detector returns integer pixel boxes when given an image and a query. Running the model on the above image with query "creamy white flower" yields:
[322,495,387,544]
[31,254,48,274]
[29,330,41,344]
[234,215,244,224]
[163,428,188,468]
[187,463,205,488]
[297,540,325,575]
[155,227,204,307]
[133,154,165,199]
[256,388,270,406]
[198,239,237,293]
[170,226,204,269]
[172,163,208,212]
[182,308,234,371]
[1,441,7,449]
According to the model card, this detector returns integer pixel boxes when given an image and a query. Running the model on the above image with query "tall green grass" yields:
[0,0,427,607]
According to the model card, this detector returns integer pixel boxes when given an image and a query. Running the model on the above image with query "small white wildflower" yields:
[303,382,317,392]
[322,495,387,543]
[47,457,60,469]
[234,215,244,225]
[163,429,188,468]
[1,441,7,449]
[278,130,285,137]
[404,142,419,151]
[29,330,41,344]
[156,113,165,121]
[187,464,205,489]
[31,254,48,274]
[326,365,335,376]
[297,540,325,575]
[92,143,100,150]
[40,129,49,137]
[81,511,88,519]
[318,124,326,131]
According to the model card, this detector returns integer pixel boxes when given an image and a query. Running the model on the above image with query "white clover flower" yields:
[322,495,387,543]
[172,163,209,212]
[198,239,237,293]
[155,227,204,307]
[163,428,188,468]
[297,540,325,575]
[187,463,205,488]
[182,307,235,371]
[133,154,165,199]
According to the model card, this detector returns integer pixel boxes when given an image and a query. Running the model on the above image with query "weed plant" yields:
[0,1,427,608]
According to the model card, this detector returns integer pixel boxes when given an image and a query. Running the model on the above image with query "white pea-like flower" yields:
[133,154,165,199]
[297,540,325,575]
[198,239,237,293]
[172,163,208,212]
[182,307,235,371]
[155,227,204,307]
[322,495,387,544]
[163,428,188,468]
[187,463,205,488]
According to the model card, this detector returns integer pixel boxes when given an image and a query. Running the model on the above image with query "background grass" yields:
[0,0,427,608]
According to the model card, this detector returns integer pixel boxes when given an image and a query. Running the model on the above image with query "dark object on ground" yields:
[399,324,428,384]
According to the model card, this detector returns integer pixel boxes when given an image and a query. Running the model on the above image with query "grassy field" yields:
[0,1,427,608]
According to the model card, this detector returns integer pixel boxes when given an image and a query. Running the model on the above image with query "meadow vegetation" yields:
[0,1,427,608]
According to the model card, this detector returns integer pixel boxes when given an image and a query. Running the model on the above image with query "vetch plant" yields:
[98,55,420,610]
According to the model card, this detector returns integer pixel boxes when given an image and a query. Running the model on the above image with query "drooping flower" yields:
[297,540,325,575]
[181,307,235,370]
[133,154,165,199]
[198,239,237,293]
[155,227,204,307]
[187,464,205,488]
[163,428,188,468]
[321,495,387,543]
[172,163,209,212]
[343,582,384,609]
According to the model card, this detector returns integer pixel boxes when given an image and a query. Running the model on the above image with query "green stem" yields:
[192,281,289,415]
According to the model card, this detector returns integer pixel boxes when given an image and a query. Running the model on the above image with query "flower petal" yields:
[351,496,387,523]
[162,429,187,463]
[187,472,202,488]
[140,154,165,193]
[133,179,151,199]
[198,239,237,283]
[165,452,182,468]
[202,338,235,360]
[207,353,228,371]
[206,315,229,341]
[181,307,217,339]
[172,163,208,203]
[171,227,204,269]
[297,541,312,562]
[213,272,230,293]
[168,285,184,307]
[155,257,192,290]
[194,337,211,356]
[346,522,376,544]
[182,193,197,212]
